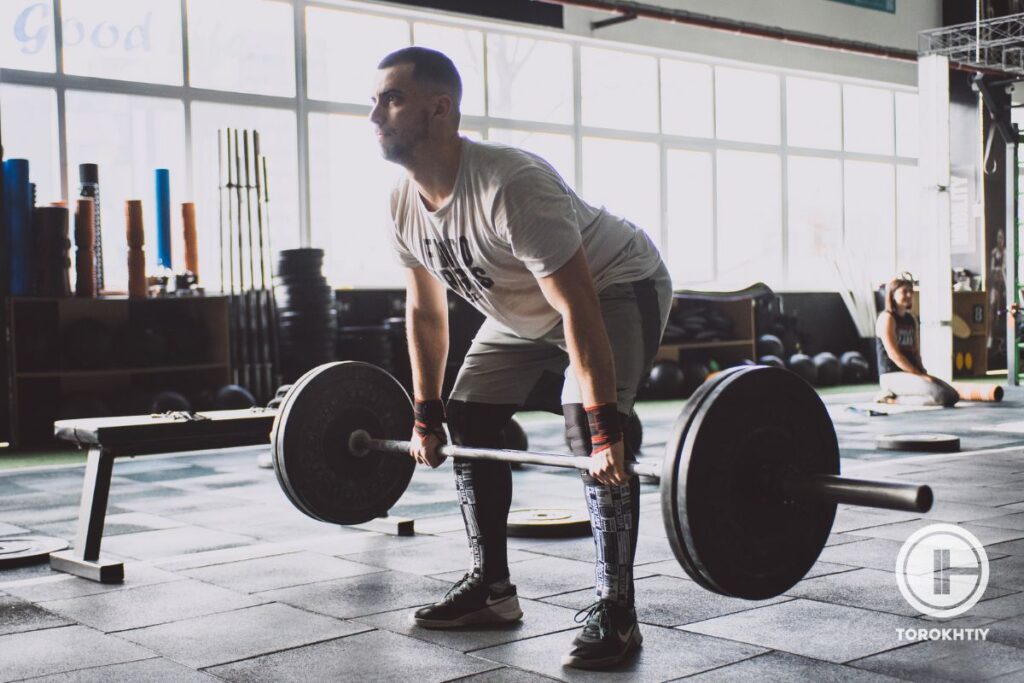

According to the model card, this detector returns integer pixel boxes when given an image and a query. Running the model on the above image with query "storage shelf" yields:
[664,340,754,351]
[17,363,229,379]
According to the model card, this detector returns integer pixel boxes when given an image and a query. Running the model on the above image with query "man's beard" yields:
[379,113,429,165]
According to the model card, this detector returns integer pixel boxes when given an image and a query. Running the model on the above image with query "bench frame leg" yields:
[49,448,124,583]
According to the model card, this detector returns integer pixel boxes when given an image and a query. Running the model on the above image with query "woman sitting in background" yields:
[875,274,959,407]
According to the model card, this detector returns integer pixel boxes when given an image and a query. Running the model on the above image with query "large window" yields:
[0,0,920,293]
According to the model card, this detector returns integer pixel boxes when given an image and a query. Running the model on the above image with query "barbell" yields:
[270,361,933,600]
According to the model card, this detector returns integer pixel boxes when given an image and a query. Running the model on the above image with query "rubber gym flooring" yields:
[1,387,1024,681]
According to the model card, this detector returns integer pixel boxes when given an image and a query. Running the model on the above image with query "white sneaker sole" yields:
[411,595,524,630]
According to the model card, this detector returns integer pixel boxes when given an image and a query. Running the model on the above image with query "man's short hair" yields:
[378,46,463,110]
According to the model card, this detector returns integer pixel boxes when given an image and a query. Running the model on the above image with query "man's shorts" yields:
[449,262,672,413]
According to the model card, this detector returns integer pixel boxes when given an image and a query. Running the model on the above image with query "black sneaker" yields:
[411,572,523,629]
[561,599,643,670]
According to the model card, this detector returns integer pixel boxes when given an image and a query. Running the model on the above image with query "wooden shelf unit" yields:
[5,296,230,448]
[910,290,989,378]
[655,296,757,369]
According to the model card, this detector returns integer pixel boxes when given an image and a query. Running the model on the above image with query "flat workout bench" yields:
[51,409,276,583]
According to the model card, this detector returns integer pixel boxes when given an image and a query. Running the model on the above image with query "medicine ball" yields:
[787,353,819,385]
[150,390,192,414]
[757,334,785,358]
[813,352,842,387]
[647,360,685,399]
[758,355,785,369]
[681,361,710,395]
[840,351,871,384]
[215,384,257,410]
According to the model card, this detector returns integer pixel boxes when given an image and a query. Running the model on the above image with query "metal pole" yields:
[785,474,933,513]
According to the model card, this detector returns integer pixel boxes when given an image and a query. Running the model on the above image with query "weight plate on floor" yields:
[0,536,69,568]
[507,509,591,538]
[662,365,839,599]
[876,433,960,453]
[271,361,415,525]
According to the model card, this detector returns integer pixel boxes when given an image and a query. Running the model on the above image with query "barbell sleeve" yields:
[785,474,933,513]
[349,430,662,478]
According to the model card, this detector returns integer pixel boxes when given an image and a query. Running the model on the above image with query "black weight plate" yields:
[0,536,69,568]
[507,509,592,538]
[661,366,745,594]
[662,365,839,599]
[875,433,960,453]
[271,361,415,525]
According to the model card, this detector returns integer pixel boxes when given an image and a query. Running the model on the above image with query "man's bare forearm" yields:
[408,305,448,400]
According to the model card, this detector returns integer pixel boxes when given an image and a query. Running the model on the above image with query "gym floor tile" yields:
[473,622,767,682]
[292,529,441,556]
[543,575,791,628]
[354,598,580,652]
[0,625,154,682]
[955,593,1024,621]
[850,639,1024,681]
[181,551,381,593]
[846,520,1024,547]
[817,537,994,573]
[113,489,247,516]
[510,533,676,566]
[988,538,1024,556]
[831,507,923,533]
[920,501,1023,524]
[118,603,368,669]
[100,525,258,560]
[31,511,185,540]
[20,657,219,682]
[433,555,654,600]
[679,599,922,663]
[988,614,1024,650]
[0,595,69,635]
[0,521,31,535]
[925,485,1024,508]
[339,539,529,576]
[207,629,497,683]
[681,650,904,682]
[783,567,1016,617]
[118,465,219,483]
[446,667,561,682]
[974,512,1024,532]
[987,556,1024,591]
[40,579,266,632]
[1,503,89,526]
[2,564,186,602]
[258,569,448,619]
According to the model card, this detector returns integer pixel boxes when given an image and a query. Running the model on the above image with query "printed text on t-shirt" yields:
[423,236,494,302]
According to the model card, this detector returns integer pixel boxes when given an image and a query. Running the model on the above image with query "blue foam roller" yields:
[3,159,32,295]
[154,168,171,269]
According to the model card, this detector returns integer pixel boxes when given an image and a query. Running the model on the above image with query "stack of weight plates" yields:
[274,248,337,382]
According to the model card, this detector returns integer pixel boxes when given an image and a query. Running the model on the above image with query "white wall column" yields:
[917,54,953,381]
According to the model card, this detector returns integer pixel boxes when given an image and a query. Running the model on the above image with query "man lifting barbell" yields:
[368,46,671,669]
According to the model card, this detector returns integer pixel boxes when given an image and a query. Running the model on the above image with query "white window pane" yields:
[844,84,894,155]
[61,0,182,85]
[897,164,921,275]
[66,92,186,292]
[661,59,713,138]
[1,0,56,71]
[414,23,484,117]
[582,138,660,248]
[786,77,841,150]
[487,128,574,189]
[716,150,782,284]
[581,47,658,133]
[844,160,896,285]
[306,8,407,104]
[187,0,294,97]
[787,156,842,288]
[666,149,713,284]
[309,113,405,288]
[191,103,300,290]
[895,92,919,158]
[0,85,60,204]
[487,34,571,124]
[716,67,780,145]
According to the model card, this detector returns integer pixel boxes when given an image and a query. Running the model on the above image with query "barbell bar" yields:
[348,430,931,513]
[270,361,935,600]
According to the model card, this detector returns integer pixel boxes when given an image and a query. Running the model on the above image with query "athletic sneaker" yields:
[562,599,643,670]
[411,571,523,629]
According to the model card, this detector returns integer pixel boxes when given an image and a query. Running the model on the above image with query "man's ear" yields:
[433,94,453,120]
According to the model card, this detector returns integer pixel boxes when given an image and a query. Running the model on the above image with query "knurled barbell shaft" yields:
[349,430,933,513]
[785,474,933,513]
[349,430,662,478]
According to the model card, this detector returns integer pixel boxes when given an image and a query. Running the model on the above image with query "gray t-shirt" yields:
[389,138,664,339]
